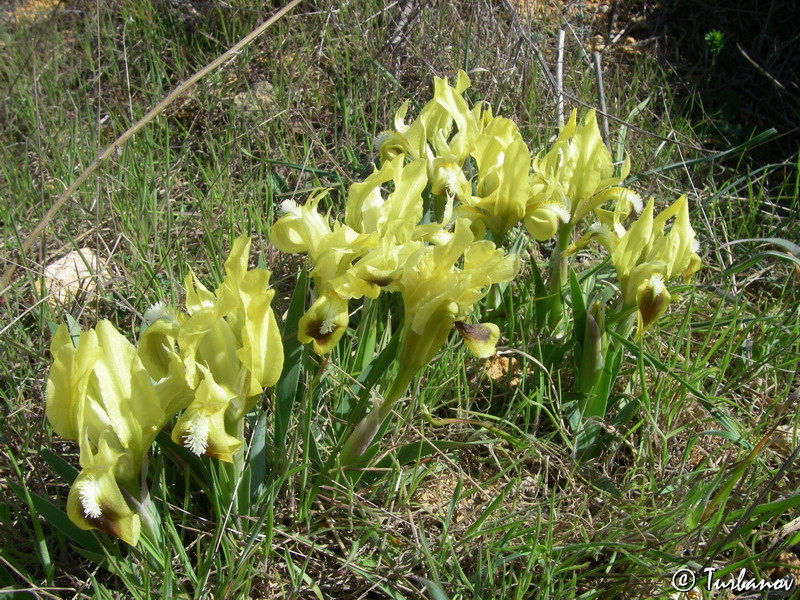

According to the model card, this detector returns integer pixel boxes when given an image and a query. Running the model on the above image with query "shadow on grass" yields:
[641,0,799,169]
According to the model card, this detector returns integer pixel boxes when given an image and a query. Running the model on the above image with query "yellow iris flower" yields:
[66,430,142,546]
[272,191,378,353]
[465,113,534,239]
[531,109,641,228]
[47,319,185,545]
[376,71,566,243]
[345,156,427,242]
[336,156,439,299]
[339,218,519,464]
[397,218,519,366]
[378,70,479,165]
[567,195,702,336]
[171,236,283,460]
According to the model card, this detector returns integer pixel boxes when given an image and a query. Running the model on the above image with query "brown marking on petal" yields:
[363,275,395,287]
[85,505,124,539]
[301,318,337,346]
[637,289,665,330]
[454,321,491,341]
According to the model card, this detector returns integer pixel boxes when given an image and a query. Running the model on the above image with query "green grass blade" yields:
[6,480,103,556]
[608,330,747,446]
[719,237,800,257]
[624,128,777,185]
[722,250,800,275]
[274,268,308,464]
[40,448,79,484]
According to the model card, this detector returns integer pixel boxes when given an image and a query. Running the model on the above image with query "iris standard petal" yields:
[236,269,284,396]
[46,324,101,442]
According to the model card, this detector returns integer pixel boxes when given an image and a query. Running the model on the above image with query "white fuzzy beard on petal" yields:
[79,477,103,519]
[143,301,166,325]
[319,318,336,335]
[279,199,299,216]
[650,273,665,296]
[184,415,209,456]
[374,131,392,149]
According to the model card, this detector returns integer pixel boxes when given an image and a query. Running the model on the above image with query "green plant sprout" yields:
[704,29,726,62]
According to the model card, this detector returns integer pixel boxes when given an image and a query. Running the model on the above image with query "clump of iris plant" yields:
[273,70,703,464]
[47,320,188,545]
[46,236,283,544]
[169,236,284,461]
